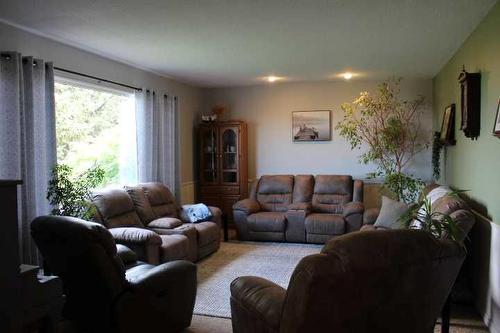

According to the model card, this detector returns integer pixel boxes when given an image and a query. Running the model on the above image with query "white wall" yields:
[203,79,433,182]
[0,21,202,202]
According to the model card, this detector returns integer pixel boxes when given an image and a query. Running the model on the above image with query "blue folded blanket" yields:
[182,203,213,223]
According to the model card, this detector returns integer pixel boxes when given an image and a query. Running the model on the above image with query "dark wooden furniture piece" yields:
[198,121,248,222]
[458,67,481,139]
[223,214,229,242]
[0,180,64,333]
[493,99,500,138]
[440,104,456,145]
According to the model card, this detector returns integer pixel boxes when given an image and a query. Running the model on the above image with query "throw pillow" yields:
[181,203,213,223]
[410,185,452,229]
[374,196,409,230]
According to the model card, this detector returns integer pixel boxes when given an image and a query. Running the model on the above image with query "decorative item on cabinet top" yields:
[198,120,248,221]
[458,66,481,140]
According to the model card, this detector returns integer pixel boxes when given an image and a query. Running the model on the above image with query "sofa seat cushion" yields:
[148,217,183,229]
[159,235,190,262]
[247,212,286,233]
[305,213,345,235]
[192,221,220,246]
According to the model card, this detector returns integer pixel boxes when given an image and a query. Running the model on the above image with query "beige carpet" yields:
[193,241,322,318]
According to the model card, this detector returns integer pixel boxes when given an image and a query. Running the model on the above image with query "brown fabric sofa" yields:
[92,182,221,264]
[31,215,196,333]
[233,175,364,243]
[230,229,467,333]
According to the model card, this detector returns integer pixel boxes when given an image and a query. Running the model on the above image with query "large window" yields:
[54,78,137,186]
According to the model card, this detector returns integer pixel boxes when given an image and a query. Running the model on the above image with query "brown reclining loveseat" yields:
[233,175,364,243]
[92,182,221,264]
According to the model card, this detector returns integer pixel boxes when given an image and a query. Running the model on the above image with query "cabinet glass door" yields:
[201,127,218,184]
[220,127,239,184]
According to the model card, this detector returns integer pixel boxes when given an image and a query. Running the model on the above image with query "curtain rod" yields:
[54,66,143,92]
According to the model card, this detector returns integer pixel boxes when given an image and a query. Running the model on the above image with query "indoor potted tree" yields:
[336,78,430,203]
[46,164,105,220]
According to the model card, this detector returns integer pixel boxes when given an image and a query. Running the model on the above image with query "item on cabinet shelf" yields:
[493,99,500,138]
[292,110,331,142]
[440,104,456,145]
[458,66,481,139]
[198,121,248,221]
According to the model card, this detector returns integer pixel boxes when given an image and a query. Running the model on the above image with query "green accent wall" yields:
[433,2,500,223]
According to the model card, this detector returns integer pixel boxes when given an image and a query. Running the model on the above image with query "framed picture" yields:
[292,110,331,142]
[440,104,456,145]
[493,99,500,138]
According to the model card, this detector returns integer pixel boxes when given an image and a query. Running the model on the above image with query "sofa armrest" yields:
[117,260,197,331]
[287,202,311,213]
[108,227,161,245]
[208,206,222,228]
[363,208,381,225]
[127,260,196,294]
[230,276,286,333]
[285,203,310,243]
[343,202,364,217]
[108,227,161,264]
[343,202,365,232]
[116,244,138,265]
[233,199,261,215]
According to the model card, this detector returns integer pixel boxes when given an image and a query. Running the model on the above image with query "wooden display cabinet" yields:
[198,121,248,221]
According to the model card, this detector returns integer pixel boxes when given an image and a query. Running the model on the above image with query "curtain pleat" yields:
[135,90,179,196]
[0,52,56,265]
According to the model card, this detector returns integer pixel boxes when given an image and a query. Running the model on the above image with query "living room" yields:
[0,0,499,332]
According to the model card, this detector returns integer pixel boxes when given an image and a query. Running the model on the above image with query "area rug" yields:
[193,241,322,318]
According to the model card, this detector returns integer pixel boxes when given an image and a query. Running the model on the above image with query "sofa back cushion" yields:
[125,185,156,224]
[140,182,180,219]
[256,175,294,212]
[292,175,314,203]
[311,175,353,213]
[92,188,144,229]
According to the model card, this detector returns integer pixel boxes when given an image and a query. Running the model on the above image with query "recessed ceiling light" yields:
[267,75,279,83]
[342,72,353,80]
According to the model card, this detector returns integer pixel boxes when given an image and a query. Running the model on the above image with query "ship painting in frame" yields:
[292,110,331,142]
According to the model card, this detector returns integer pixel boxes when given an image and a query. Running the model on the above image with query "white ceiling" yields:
[0,0,496,87]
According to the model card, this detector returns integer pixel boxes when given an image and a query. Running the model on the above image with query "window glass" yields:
[54,79,137,186]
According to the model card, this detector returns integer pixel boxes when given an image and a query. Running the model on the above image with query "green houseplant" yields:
[46,164,105,220]
[336,78,429,203]
[398,191,466,246]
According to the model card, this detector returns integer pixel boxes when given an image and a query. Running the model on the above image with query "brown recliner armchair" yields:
[230,229,467,333]
[31,215,197,333]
